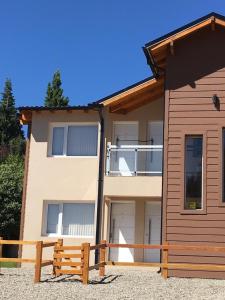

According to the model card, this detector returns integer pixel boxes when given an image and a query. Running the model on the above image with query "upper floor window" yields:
[184,135,203,210]
[223,129,225,202]
[50,124,98,157]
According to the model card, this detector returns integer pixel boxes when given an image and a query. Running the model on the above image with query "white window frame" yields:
[48,122,100,158]
[42,201,96,238]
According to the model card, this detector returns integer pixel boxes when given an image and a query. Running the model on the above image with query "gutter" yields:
[95,106,105,263]
[142,46,166,79]
[158,71,167,274]
[142,47,159,78]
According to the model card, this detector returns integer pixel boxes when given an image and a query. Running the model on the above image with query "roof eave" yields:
[18,104,103,112]
[143,12,225,75]
[144,12,221,49]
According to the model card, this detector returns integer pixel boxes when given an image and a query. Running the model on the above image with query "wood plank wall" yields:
[164,26,225,279]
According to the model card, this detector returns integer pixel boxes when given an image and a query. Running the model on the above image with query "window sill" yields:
[43,234,95,239]
[105,174,162,177]
[180,209,207,215]
[48,155,98,158]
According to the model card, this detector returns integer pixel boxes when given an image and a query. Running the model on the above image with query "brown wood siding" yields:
[164,26,225,279]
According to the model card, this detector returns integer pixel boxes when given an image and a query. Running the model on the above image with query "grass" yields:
[0,262,17,268]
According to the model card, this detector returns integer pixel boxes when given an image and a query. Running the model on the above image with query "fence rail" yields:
[2,239,225,284]
[52,239,86,282]
[0,237,56,283]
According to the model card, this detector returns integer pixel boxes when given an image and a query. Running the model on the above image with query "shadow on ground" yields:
[42,274,122,285]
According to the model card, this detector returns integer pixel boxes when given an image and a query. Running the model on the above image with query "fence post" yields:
[0,237,2,258]
[162,241,168,279]
[53,238,63,276]
[34,241,43,283]
[0,237,2,272]
[82,243,90,285]
[99,240,106,277]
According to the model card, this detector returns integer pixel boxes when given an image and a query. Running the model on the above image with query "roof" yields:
[143,12,225,76]
[18,104,103,125]
[19,12,225,120]
[96,76,164,114]
[18,104,102,112]
[95,12,225,112]
[90,76,155,105]
[19,75,164,120]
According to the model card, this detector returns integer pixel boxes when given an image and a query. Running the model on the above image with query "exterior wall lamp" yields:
[212,94,220,110]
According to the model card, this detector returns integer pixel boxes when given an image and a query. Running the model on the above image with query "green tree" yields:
[44,70,69,107]
[0,80,25,241]
[0,155,24,239]
[0,79,24,156]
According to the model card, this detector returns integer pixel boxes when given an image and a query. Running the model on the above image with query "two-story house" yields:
[19,12,225,279]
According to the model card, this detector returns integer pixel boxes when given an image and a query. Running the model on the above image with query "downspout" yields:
[95,106,105,263]
[143,44,166,271]
[159,69,166,273]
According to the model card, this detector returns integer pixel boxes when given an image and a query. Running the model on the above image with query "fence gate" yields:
[53,239,90,283]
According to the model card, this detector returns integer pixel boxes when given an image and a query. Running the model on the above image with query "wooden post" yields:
[0,237,2,272]
[34,241,43,283]
[58,239,63,275]
[82,243,90,284]
[162,242,169,279]
[99,240,106,277]
[0,237,2,258]
[53,238,63,276]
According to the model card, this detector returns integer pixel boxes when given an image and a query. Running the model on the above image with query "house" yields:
[19,12,225,279]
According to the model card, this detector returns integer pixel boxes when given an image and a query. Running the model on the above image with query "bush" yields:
[0,155,24,239]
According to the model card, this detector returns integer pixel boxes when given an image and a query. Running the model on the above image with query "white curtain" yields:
[67,125,98,156]
[47,204,59,234]
[62,203,95,236]
[52,127,64,155]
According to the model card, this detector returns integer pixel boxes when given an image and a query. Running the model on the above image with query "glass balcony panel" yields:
[106,144,163,176]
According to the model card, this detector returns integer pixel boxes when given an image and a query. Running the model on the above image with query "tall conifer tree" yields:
[44,71,69,107]
[0,79,24,154]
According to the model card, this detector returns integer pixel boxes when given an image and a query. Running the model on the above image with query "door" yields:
[109,202,135,262]
[112,122,138,176]
[147,121,163,174]
[144,201,161,262]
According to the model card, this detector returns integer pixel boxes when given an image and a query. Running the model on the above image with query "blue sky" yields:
[0,1,225,108]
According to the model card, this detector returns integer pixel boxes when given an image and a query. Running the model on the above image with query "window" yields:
[223,129,225,202]
[45,202,95,237]
[184,135,203,210]
[50,124,98,156]
[47,204,59,234]
[52,127,64,155]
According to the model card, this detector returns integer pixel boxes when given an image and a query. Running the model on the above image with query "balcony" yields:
[106,143,163,176]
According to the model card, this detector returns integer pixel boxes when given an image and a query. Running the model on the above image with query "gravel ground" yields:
[1,266,225,300]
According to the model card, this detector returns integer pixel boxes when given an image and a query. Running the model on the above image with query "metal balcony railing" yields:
[106,143,163,176]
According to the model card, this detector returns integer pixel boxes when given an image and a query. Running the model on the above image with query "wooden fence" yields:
[106,242,225,279]
[76,241,225,283]
[0,237,55,283]
[52,239,83,280]
[0,238,107,285]
[2,238,225,284]
[52,239,107,284]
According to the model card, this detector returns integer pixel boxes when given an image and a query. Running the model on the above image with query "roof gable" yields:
[143,12,225,76]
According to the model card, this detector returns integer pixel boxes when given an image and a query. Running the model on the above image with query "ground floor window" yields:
[45,202,95,237]
[184,135,203,210]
